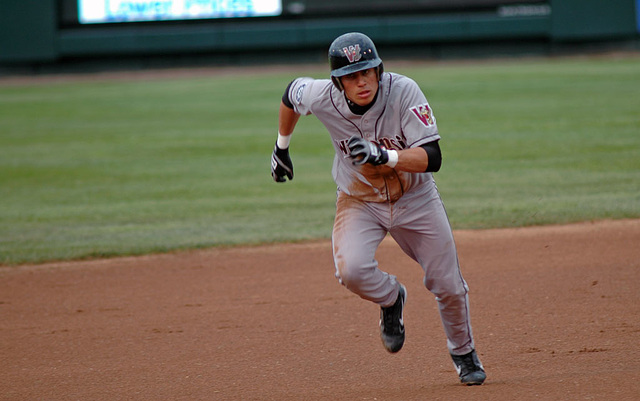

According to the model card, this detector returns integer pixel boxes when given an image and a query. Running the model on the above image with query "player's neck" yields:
[345,89,379,115]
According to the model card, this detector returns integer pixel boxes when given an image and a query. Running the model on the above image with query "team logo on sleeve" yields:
[342,45,362,63]
[295,83,306,104]
[410,103,435,127]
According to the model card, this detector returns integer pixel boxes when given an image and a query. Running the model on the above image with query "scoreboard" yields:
[59,0,547,25]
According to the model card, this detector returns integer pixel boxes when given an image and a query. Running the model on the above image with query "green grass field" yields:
[1,55,639,265]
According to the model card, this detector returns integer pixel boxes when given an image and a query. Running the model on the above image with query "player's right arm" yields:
[272,78,326,182]
[271,101,298,183]
[271,80,304,183]
[278,100,300,138]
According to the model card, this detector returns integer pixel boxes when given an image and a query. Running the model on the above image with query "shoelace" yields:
[382,302,401,334]
[456,355,480,374]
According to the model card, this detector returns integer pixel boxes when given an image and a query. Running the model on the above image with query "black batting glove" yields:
[271,144,294,182]
[347,136,389,166]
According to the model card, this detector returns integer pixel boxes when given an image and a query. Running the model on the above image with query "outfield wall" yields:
[0,0,638,69]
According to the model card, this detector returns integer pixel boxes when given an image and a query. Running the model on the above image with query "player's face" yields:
[340,68,379,106]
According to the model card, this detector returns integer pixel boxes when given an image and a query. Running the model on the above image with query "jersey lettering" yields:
[336,135,406,157]
[379,136,407,151]
[337,139,350,156]
[410,104,435,127]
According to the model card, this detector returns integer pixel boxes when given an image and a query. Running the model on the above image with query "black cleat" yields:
[380,284,406,353]
[451,350,486,385]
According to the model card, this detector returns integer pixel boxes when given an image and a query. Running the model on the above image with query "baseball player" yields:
[271,32,486,385]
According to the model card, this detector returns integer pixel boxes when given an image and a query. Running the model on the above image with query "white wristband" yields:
[385,150,398,168]
[277,131,291,149]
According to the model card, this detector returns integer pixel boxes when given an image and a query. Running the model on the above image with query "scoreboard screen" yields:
[77,0,283,24]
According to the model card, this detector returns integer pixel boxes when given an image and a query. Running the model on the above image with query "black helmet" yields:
[328,32,383,89]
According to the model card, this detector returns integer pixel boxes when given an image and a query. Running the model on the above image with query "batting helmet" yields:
[329,32,384,90]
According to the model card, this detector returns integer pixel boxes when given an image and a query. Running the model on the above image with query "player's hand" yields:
[347,136,389,166]
[271,144,294,182]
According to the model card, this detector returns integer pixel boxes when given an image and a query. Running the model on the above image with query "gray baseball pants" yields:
[331,181,476,355]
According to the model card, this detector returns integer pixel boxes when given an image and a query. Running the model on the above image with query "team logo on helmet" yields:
[342,45,362,63]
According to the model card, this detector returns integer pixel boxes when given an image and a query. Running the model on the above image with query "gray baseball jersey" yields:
[286,72,440,203]
[285,72,476,356]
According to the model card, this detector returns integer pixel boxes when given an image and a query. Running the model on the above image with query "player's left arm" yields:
[347,137,441,173]
[395,141,441,173]
[394,147,428,173]
[392,75,443,173]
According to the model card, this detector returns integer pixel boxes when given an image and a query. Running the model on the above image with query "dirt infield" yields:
[1,219,639,400]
